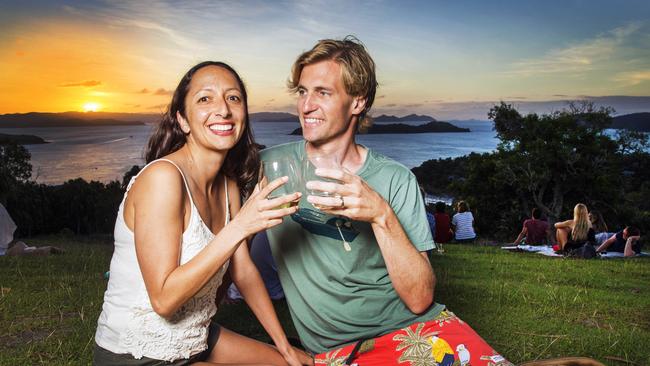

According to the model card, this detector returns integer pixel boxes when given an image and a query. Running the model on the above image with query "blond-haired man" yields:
[262,36,511,365]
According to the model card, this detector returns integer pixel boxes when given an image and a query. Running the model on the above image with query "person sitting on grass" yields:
[596,226,642,257]
[589,210,613,245]
[434,201,453,243]
[588,210,608,233]
[451,200,477,243]
[513,208,549,245]
[554,203,596,253]
[93,61,311,365]
[262,36,512,365]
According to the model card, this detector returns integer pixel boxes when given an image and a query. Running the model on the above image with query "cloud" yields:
[60,3,207,51]
[126,19,203,50]
[148,103,167,110]
[505,96,528,100]
[153,88,172,96]
[137,88,150,94]
[613,70,650,86]
[59,80,102,87]
[504,22,643,77]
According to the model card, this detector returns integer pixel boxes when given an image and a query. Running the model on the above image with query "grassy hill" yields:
[0,236,647,365]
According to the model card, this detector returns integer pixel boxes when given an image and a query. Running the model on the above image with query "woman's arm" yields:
[554,219,573,229]
[471,213,477,234]
[228,184,312,365]
[130,164,300,318]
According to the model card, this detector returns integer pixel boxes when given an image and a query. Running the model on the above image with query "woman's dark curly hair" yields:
[145,61,259,197]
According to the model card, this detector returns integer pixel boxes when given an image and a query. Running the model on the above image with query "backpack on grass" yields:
[567,244,598,259]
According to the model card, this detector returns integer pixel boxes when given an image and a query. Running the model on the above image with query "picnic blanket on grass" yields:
[501,244,649,258]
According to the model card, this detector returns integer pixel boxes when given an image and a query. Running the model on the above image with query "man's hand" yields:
[306,167,434,313]
[305,167,389,224]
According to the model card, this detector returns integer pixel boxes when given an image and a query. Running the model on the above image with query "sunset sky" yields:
[1,0,649,119]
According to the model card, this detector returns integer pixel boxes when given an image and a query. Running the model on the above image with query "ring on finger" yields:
[339,196,345,208]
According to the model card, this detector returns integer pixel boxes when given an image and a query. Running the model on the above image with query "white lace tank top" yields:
[95,159,230,361]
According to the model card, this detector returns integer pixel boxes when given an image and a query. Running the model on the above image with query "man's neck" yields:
[305,138,367,174]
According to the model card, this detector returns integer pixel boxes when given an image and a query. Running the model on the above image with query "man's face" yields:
[296,60,363,146]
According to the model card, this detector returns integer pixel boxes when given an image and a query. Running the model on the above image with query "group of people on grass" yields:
[425,200,477,244]
[513,204,642,257]
[94,37,512,365]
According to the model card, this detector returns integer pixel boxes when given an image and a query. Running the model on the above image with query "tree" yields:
[121,165,141,190]
[487,101,627,224]
[0,143,32,205]
[413,101,649,239]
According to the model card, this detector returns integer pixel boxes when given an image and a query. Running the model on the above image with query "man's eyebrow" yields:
[296,85,332,91]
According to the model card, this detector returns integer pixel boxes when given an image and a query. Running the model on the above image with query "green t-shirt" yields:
[262,141,444,353]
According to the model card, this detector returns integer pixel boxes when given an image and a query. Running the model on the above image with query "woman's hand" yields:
[278,344,314,366]
[231,176,301,238]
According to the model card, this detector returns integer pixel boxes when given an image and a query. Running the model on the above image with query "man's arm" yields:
[596,234,617,252]
[307,169,434,314]
[370,206,435,313]
[624,236,640,257]
[513,225,527,245]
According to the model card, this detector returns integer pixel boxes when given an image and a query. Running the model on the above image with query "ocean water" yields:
[0,120,498,185]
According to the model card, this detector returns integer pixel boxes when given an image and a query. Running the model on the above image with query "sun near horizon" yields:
[82,102,101,112]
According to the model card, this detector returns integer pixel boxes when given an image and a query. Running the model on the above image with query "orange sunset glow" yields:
[1,19,186,114]
[1,2,649,119]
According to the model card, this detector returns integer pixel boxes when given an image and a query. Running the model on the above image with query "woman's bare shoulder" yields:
[129,160,186,205]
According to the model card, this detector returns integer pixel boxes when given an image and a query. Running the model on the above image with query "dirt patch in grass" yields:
[0,328,63,348]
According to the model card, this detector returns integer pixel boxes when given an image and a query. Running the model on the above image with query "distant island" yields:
[290,121,469,135]
[0,133,47,145]
[250,113,438,123]
[0,112,152,128]
[2,111,647,132]
[373,114,435,122]
[611,112,650,132]
[250,112,299,123]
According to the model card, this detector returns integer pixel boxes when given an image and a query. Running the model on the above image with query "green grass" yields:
[0,236,648,365]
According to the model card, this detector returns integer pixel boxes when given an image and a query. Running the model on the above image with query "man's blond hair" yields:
[288,36,378,132]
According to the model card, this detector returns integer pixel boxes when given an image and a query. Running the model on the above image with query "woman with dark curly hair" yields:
[94,61,311,365]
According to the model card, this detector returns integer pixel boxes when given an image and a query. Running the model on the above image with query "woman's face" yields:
[178,65,246,153]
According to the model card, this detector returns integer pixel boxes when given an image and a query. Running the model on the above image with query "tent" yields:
[0,203,17,256]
